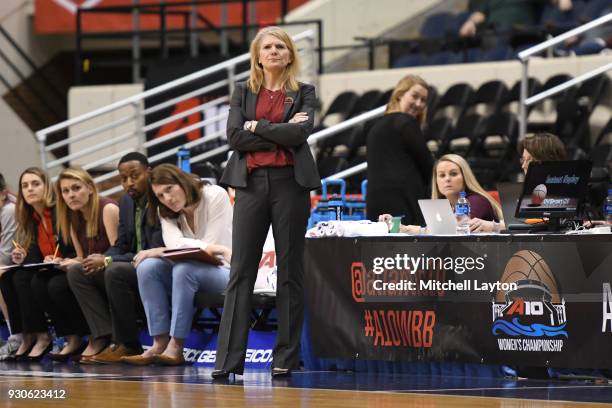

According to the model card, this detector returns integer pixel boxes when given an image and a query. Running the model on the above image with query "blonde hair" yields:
[15,167,56,249]
[385,74,429,126]
[431,154,503,220]
[55,167,100,244]
[246,26,301,94]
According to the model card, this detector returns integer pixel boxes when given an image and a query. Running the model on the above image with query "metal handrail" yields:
[517,13,612,61]
[100,100,380,196]
[36,29,313,143]
[518,12,612,140]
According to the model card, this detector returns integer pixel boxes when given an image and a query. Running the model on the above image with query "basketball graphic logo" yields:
[530,184,547,206]
[495,250,559,303]
[492,250,567,340]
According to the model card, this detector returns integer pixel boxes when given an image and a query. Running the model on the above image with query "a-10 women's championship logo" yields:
[491,250,568,353]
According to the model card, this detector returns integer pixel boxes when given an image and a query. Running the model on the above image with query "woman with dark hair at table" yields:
[212,26,320,379]
[367,74,434,226]
[518,132,567,175]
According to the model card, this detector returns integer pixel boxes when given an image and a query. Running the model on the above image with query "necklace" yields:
[262,87,283,100]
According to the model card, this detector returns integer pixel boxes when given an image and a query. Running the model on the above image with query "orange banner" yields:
[35,0,307,34]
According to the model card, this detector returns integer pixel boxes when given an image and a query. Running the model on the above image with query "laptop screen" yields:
[418,199,457,235]
[515,160,592,219]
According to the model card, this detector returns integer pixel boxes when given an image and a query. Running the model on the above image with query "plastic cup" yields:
[390,216,402,233]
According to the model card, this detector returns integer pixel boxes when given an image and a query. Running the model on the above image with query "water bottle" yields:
[177,147,191,173]
[328,198,344,221]
[455,191,471,235]
[605,188,612,224]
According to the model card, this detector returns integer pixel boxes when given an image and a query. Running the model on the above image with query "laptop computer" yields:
[418,199,457,235]
[496,182,531,232]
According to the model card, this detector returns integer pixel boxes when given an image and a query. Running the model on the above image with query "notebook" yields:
[162,247,223,266]
[418,199,457,235]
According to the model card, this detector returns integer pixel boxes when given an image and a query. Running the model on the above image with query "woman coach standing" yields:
[212,26,320,379]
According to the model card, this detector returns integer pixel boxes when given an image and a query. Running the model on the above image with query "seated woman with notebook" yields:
[122,164,232,366]
[380,154,503,233]
[3,168,89,361]
[56,167,120,361]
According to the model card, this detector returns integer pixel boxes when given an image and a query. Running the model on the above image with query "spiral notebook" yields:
[162,247,223,266]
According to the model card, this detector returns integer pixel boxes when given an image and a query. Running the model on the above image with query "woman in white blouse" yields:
[122,164,232,366]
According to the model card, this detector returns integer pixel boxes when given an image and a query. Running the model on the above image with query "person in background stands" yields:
[67,153,164,364]
[367,74,434,226]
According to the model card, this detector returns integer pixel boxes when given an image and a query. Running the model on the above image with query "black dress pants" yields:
[67,262,143,345]
[215,167,310,374]
[0,269,29,334]
[30,269,89,337]
[10,268,48,334]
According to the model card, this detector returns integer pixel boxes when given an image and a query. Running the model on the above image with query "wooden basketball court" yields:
[0,362,610,407]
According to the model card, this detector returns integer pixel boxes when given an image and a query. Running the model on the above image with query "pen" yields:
[52,244,59,261]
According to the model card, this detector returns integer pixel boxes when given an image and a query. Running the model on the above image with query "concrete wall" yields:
[68,84,144,170]
[0,97,40,191]
[0,0,72,185]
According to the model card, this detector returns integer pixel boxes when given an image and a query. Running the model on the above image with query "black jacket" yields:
[23,206,76,264]
[105,194,163,262]
[220,81,321,190]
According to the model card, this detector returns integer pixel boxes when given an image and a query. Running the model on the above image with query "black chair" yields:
[540,73,576,103]
[317,156,348,179]
[316,91,359,129]
[594,117,612,147]
[503,77,542,113]
[376,88,393,107]
[347,90,382,118]
[553,98,591,151]
[424,116,453,156]
[434,83,475,123]
[574,74,611,114]
[426,86,439,123]
[470,80,509,115]
[476,111,519,159]
[194,291,276,331]
[440,113,484,155]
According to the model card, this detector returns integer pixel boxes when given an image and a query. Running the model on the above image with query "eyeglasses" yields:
[519,157,540,167]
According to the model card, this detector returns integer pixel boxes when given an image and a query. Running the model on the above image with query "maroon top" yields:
[75,197,116,256]
[246,88,294,171]
[467,193,498,222]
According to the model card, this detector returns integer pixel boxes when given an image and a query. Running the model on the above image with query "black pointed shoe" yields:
[211,369,233,380]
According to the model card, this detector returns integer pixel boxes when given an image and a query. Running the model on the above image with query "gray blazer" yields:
[220,81,321,190]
